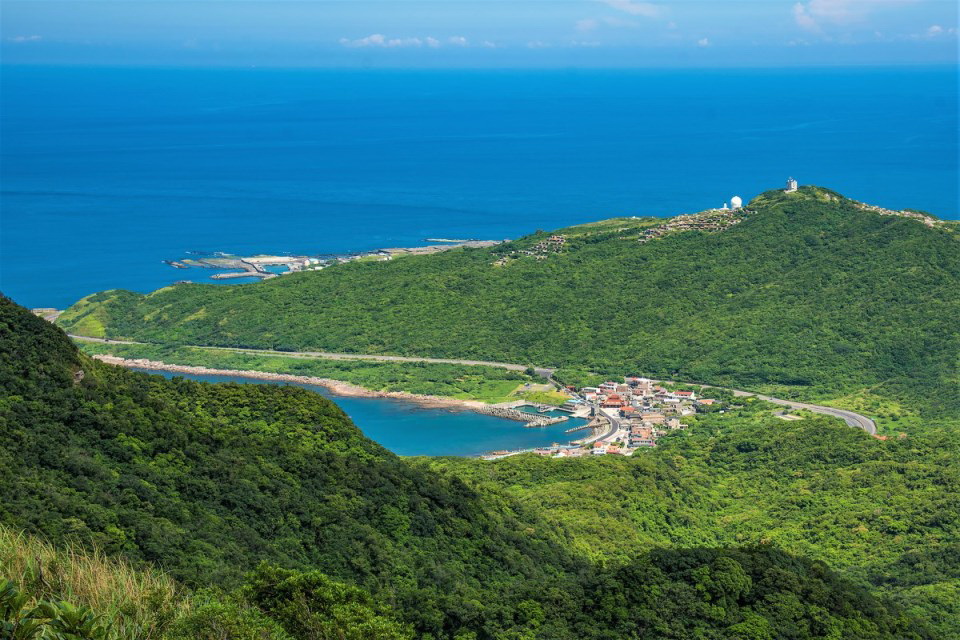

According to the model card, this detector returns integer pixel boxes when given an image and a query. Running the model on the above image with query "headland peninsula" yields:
[163,239,502,283]
[30,182,959,457]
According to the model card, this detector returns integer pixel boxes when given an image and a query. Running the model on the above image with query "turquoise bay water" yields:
[135,368,586,456]
[2,66,957,309]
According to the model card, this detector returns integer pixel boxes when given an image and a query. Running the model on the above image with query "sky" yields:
[1,0,958,67]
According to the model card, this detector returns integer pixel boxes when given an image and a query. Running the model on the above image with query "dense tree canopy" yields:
[426,402,960,637]
[1,295,580,637]
[1,295,946,638]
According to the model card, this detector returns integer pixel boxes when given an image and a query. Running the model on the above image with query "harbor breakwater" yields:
[472,405,569,428]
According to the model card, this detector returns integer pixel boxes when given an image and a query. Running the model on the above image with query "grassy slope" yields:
[0,525,412,640]
[57,187,960,422]
[0,524,188,639]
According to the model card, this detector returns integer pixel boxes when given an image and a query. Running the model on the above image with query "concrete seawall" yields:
[473,405,569,427]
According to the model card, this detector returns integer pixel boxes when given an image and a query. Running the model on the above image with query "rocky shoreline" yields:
[91,355,524,417]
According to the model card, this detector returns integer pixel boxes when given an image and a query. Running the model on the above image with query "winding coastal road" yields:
[68,334,876,435]
[731,391,877,435]
[588,408,623,444]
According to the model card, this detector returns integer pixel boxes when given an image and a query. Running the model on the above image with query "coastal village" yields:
[481,376,723,460]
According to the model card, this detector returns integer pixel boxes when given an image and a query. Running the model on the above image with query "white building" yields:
[730,196,743,210]
[633,377,654,396]
[785,177,798,192]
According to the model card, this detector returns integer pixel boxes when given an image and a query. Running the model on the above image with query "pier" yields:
[471,404,569,427]
[524,416,569,428]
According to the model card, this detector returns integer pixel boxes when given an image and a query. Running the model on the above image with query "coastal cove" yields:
[119,362,588,456]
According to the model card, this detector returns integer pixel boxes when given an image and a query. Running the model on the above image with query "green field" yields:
[74,341,532,403]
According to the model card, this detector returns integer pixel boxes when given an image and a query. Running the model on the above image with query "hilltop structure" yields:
[785,177,798,192]
[730,195,743,210]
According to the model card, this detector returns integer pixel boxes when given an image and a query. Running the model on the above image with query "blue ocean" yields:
[2,66,957,310]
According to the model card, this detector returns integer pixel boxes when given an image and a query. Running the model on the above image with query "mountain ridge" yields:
[56,186,960,421]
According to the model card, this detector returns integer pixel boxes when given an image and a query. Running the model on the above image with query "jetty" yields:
[472,404,569,427]
[524,416,568,428]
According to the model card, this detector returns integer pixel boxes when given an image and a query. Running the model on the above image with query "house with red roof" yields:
[602,394,625,408]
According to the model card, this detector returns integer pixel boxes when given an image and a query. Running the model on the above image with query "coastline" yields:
[93,355,586,430]
[91,353,568,426]
[93,355,596,455]
[92,354,504,415]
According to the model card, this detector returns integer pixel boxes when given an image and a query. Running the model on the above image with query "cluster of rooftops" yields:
[586,378,716,449]
[520,377,724,459]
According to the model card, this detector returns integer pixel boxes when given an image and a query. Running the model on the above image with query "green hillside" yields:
[4,525,929,640]
[1,295,944,638]
[58,187,960,419]
[425,406,960,638]
[1,295,581,637]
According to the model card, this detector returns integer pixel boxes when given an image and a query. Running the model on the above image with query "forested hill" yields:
[0,294,582,635]
[1,295,941,638]
[58,186,960,416]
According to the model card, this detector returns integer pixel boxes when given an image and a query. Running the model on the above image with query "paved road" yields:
[734,391,877,435]
[69,334,875,435]
[675,380,877,435]
[579,408,622,445]
[71,335,141,345]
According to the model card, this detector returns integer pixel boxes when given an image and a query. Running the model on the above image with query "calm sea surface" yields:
[134,368,584,456]
[2,66,957,309]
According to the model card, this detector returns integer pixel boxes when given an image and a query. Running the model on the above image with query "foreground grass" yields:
[0,526,401,640]
[74,340,533,403]
[0,525,189,639]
